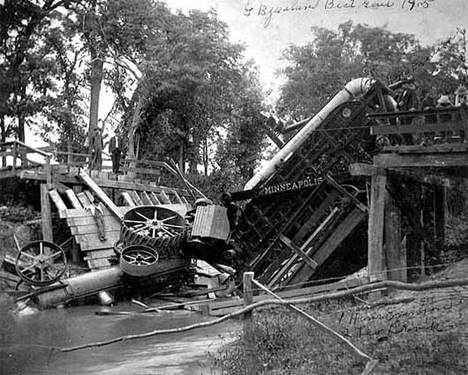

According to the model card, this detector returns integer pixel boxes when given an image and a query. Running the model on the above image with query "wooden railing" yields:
[369,106,468,146]
[0,140,52,185]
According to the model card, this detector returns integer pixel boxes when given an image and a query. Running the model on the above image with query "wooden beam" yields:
[287,207,366,286]
[120,192,135,206]
[40,184,53,242]
[373,152,468,169]
[371,121,464,135]
[65,189,82,209]
[279,235,318,269]
[385,191,405,282]
[130,191,144,206]
[77,192,92,207]
[79,169,122,219]
[140,191,153,205]
[434,185,446,250]
[368,174,387,288]
[150,192,162,205]
[20,170,191,196]
[349,163,386,177]
[48,189,67,216]
[159,191,172,204]
[382,143,468,154]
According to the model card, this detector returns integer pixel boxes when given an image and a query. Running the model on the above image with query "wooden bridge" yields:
[0,141,195,271]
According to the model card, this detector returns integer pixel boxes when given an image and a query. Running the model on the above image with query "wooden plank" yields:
[83,249,114,261]
[140,191,153,205]
[130,190,144,206]
[207,277,369,316]
[118,166,162,176]
[371,121,464,135]
[268,206,340,288]
[349,163,386,177]
[63,206,128,219]
[382,143,468,154]
[86,258,112,270]
[287,207,367,286]
[79,169,122,219]
[172,190,183,204]
[385,191,404,282]
[159,191,172,204]
[121,191,135,206]
[84,190,94,202]
[40,184,53,242]
[279,235,318,269]
[48,189,67,213]
[373,152,468,168]
[67,215,122,232]
[71,225,120,236]
[65,189,82,208]
[77,192,92,207]
[368,174,387,302]
[74,232,120,251]
[434,185,446,250]
[21,169,192,197]
[150,192,162,205]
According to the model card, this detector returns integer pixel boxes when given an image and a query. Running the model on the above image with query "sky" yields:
[165,0,468,97]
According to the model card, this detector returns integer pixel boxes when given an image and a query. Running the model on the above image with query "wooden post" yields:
[12,142,17,170]
[243,272,256,374]
[385,190,406,282]
[40,183,53,242]
[368,173,387,300]
[434,185,446,251]
[45,155,52,188]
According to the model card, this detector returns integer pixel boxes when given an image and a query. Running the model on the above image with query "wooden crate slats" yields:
[65,189,82,209]
[48,189,67,216]
[120,191,135,206]
[140,191,153,205]
[130,190,144,206]
[77,192,92,207]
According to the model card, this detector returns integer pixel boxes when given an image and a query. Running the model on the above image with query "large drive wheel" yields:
[120,206,186,257]
[15,241,67,286]
[120,245,160,278]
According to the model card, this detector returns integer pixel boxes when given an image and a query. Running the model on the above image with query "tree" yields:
[277,21,427,119]
[213,61,268,191]
[131,9,249,173]
[0,0,73,145]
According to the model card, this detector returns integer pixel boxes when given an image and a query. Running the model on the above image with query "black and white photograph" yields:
[1,0,468,374]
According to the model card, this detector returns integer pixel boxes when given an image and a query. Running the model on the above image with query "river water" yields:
[0,295,240,375]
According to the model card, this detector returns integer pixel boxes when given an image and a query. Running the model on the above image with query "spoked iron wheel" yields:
[122,206,185,239]
[120,206,187,254]
[15,241,67,286]
[120,245,160,277]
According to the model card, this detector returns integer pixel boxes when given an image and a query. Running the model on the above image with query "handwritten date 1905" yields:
[401,0,435,9]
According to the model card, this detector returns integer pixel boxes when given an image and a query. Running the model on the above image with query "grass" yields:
[210,297,468,375]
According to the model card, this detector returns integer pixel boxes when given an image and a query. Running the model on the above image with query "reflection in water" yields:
[0,295,239,375]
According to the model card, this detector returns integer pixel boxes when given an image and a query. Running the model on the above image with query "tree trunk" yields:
[88,55,104,152]
[126,95,145,177]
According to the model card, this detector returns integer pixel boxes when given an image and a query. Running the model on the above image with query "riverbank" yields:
[211,258,468,374]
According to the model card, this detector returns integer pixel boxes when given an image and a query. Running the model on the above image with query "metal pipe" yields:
[244,78,375,191]
[35,266,124,309]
